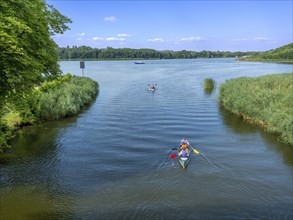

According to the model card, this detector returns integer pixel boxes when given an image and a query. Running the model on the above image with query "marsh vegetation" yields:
[219,73,293,145]
[0,74,98,152]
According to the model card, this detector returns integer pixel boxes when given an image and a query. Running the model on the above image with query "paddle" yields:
[170,153,177,159]
[189,145,200,154]
[170,153,177,166]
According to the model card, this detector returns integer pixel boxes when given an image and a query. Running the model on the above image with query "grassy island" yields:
[219,73,293,145]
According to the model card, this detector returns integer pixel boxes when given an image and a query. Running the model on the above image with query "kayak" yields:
[178,147,191,168]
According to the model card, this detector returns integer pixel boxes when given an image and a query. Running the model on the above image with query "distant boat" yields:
[147,84,157,92]
[134,61,145,64]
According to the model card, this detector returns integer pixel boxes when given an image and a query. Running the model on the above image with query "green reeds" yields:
[219,73,293,145]
[0,75,99,152]
[204,78,216,95]
[204,78,216,90]
[37,76,98,120]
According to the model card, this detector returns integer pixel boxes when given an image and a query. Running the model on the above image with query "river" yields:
[0,58,292,219]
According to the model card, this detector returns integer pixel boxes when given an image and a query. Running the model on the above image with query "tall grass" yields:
[219,73,293,145]
[36,76,98,120]
[204,78,216,95]
[204,78,216,90]
[0,74,99,152]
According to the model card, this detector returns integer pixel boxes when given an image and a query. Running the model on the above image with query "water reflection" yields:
[219,105,259,134]
[0,185,75,220]
[0,117,80,219]
[219,105,293,167]
[260,131,293,167]
[204,87,214,96]
[0,117,78,165]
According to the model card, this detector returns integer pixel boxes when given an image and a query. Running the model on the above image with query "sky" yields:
[47,0,293,52]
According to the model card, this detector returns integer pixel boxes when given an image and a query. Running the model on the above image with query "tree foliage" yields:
[238,43,293,63]
[252,43,293,59]
[57,46,254,60]
[0,0,71,96]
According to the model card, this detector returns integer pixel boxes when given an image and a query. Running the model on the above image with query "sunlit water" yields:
[1,59,292,219]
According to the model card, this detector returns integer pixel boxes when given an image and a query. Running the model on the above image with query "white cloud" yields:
[92,37,104,41]
[254,36,268,40]
[232,38,248,41]
[92,34,130,42]
[179,36,204,41]
[105,37,126,41]
[118,33,132,37]
[147,38,165,42]
[104,16,117,22]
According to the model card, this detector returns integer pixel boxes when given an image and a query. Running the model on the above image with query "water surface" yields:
[1,59,292,219]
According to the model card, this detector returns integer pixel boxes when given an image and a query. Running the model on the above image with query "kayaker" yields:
[181,137,190,147]
[179,148,188,158]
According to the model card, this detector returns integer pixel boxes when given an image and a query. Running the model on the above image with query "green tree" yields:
[0,0,72,96]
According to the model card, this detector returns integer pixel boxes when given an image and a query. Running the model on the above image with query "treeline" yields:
[238,43,293,63]
[58,46,254,60]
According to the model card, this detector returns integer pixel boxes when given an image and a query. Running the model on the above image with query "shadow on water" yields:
[0,116,78,165]
[260,130,293,167]
[203,87,214,96]
[219,105,293,167]
[0,96,98,165]
[0,117,80,220]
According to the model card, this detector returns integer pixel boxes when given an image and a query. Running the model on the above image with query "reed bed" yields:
[0,75,98,152]
[204,78,216,90]
[219,73,293,145]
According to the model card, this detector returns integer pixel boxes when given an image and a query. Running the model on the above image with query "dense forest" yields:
[57,46,254,60]
[238,43,293,63]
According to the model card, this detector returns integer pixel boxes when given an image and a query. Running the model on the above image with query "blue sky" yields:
[48,0,293,52]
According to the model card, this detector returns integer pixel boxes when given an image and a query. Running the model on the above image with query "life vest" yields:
[181,149,188,157]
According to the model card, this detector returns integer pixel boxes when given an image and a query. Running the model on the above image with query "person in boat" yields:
[148,83,156,90]
[179,137,190,158]
[179,147,189,158]
[150,84,156,90]
[180,137,190,148]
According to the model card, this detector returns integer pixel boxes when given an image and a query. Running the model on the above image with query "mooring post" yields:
[80,61,85,77]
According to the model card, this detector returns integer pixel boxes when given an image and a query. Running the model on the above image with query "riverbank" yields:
[0,74,99,153]
[237,57,293,64]
[219,73,293,145]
